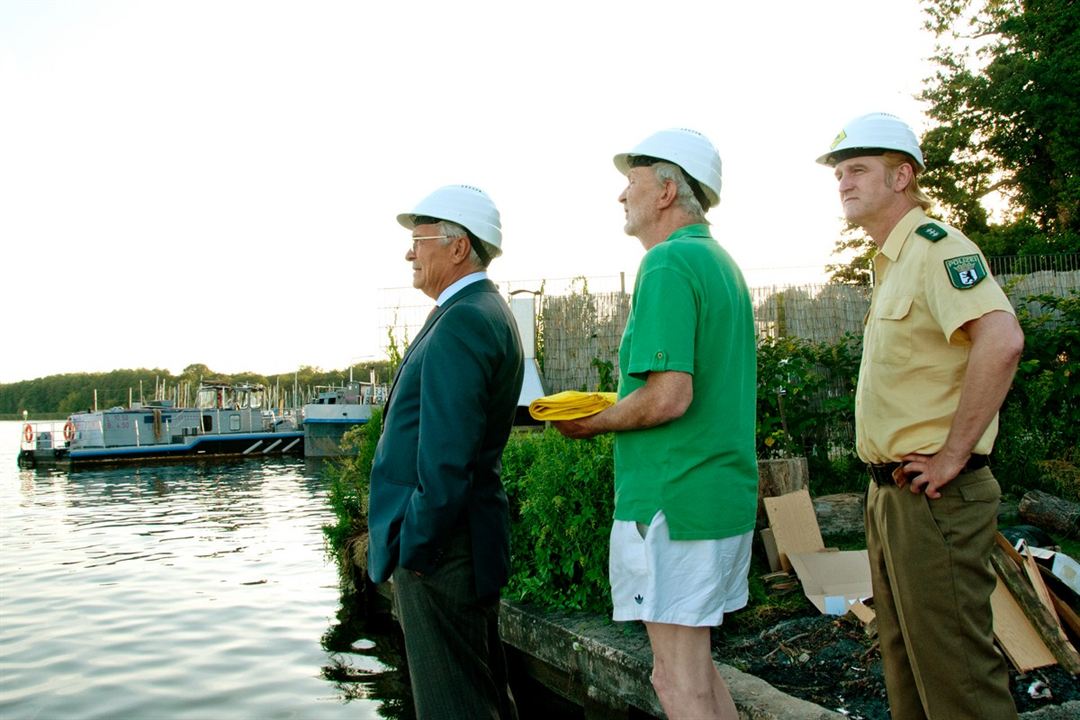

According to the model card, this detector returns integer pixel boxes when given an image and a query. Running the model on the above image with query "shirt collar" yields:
[437,271,487,306]
[665,223,713,242]
[879,207,928,262]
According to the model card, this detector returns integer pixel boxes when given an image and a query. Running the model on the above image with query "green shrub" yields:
[323,408,383,588]
[995,291,1080,501]
[503,429,615,613]
[756,333,864,494]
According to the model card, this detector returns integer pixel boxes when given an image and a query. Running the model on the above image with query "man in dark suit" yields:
[367,184,524,720]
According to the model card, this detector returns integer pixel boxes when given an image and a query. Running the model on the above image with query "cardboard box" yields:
[764,488,873,615]
[789,550,873,615]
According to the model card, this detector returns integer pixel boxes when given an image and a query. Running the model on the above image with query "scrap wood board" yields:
[990,577,1056,672]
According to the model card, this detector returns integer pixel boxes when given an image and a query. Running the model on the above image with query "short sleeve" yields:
[625,256,697,379]
[925,238,1014,342]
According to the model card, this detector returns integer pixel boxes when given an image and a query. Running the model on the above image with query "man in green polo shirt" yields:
[554,128,757,720]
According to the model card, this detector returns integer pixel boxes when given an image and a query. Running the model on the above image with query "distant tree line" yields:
[0,362,392,417]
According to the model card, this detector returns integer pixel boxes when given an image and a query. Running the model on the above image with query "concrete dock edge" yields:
[374,584,1079,719]
[498,601,844,719]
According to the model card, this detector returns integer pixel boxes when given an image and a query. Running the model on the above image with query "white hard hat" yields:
[816,112,925,171]
[397,184,503,258]
[613,128,722,210]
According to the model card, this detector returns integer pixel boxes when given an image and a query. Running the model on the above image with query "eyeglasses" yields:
[410,235,447,252]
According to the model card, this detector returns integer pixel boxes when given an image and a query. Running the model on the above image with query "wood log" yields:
[756,457,809,528]
[1018,490,1080,539]
[812,493,866,538]
[989,540,1080,674]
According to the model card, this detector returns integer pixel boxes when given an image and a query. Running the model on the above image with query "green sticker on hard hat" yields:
[829,129,847,150]
[915,222,947,242]
[944,255,987,289]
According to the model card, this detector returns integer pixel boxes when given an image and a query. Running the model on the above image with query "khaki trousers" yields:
[865,467,1017,720]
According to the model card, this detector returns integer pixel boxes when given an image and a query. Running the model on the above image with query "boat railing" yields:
[19,421,71,452]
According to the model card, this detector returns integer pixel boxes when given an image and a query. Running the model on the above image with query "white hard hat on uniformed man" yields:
[816,112,925,171]
[613,128,723,211]
[397,184,503,259]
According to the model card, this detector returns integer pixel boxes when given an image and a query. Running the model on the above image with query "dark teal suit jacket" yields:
[367,279,524,599]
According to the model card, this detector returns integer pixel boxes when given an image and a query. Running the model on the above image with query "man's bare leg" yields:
[644,622,737,720]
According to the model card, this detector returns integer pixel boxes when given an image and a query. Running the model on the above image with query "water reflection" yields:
[321,588,415,719]
[1,425,410,720]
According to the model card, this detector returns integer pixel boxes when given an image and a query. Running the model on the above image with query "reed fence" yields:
[377,260,1079,395]
[533,266,1079,393]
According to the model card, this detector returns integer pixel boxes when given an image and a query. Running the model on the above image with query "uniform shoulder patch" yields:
[915,223,948,242]
[944,254,988,289]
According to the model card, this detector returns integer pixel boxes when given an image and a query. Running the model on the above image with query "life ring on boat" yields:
[23,424,33,443]
[63,421,76,441]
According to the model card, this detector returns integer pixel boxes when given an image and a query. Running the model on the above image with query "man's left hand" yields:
[899,452,968,499]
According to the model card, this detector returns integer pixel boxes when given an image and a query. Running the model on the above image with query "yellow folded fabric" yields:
[528,391,618,421]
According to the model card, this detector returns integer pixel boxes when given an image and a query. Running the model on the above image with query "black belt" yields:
[867,454,989,487]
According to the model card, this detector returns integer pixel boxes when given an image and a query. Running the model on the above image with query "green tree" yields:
[919,0,1080,251]
[826,223,874,286]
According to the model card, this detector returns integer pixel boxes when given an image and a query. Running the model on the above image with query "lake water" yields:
[0,420,411,720]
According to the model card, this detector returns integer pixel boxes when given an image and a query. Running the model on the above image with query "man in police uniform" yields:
[818,113,1024,719]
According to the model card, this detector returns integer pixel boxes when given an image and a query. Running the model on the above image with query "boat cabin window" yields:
[229,414,240,431]
[202,415,213,432]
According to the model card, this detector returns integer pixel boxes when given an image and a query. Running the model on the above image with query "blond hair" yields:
[881,151,932,211]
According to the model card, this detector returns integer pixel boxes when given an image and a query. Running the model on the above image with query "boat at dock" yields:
[301,379,386,458]
[18,382,303,468]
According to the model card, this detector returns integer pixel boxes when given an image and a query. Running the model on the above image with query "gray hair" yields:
[651,162,707,222]
[435,220,487,269]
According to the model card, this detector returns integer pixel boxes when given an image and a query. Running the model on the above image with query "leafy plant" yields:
[756,333,864,494]
[503,429,615,613]
[995,291,1080,501]
[591,358,617,393]
[323,408,383,590]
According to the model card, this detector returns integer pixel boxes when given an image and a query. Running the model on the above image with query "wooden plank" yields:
[760,528,780,573]
[994,531,1025,564]
[1024,546,1061,626]
[849,600,876,626]
[990,545,1080,674]
[990,577,1056,671]
[763,488,824,572]
[1040,564,1080,645]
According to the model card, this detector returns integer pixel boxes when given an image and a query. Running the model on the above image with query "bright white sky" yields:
[0,0,936,384]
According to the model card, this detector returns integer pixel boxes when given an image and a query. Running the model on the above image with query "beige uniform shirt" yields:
[855,208,1015,464]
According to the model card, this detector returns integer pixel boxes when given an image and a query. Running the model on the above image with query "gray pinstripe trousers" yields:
[392,526,518,720]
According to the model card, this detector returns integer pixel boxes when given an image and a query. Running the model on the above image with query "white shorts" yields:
[609,510,752,626]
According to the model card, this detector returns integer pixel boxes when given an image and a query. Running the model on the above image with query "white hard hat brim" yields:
[396,184,503,257]
[611,128,723,208]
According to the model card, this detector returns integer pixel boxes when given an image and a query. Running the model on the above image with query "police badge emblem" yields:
[944,255,988,289]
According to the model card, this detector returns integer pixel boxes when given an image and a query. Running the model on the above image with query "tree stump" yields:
[757,457,809,528]
[813,493,866,538]
[1018,490,1080,539]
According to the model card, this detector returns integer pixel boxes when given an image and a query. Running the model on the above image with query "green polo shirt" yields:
[614,224,759,540]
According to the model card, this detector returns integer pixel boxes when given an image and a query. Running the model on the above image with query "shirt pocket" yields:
[869,295,914,365]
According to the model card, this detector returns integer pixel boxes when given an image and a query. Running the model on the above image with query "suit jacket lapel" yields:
[385,305,441,410]
[382,280,498,412]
